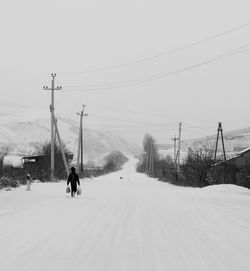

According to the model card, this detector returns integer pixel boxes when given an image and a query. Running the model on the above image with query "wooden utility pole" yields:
[214,122,227,162]
[145,151,149,174]
[145,144,150,176]
[76,115,81,174]
[43,74,61,182]
[77,105,88,173]
[81,106,88,172]
[149,143,153,176]
[172,136,179,166]
[177,122,182,172]
[52,114,69,176]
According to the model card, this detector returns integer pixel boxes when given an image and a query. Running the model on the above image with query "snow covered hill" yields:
[184,126,250,154]
[0,157,250,271]
[159,126,250,160]
[0,106,140,165]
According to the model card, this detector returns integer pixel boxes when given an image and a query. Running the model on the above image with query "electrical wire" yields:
[56,93,220,123]
[56,97,221,134]
[58,22,250,75]
[183,122,216,131]
[183,127,215,137]
[54,108,220,142]
[90,114,178,126]
[56,102,180,128]
[55,90,237,138]
[85,105,201,122]
[63,44,250,91]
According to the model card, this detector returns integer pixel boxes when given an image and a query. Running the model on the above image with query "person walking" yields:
[26,174,32,191]
[67,167,80,197]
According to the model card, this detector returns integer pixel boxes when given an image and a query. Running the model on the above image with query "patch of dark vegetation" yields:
[0,176,20,189]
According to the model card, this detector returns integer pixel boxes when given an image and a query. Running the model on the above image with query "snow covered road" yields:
[1,157,250,271]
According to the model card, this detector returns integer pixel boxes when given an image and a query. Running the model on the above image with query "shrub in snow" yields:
[0,177,20,189]
[181,146,214,187]
[103,151,128,172]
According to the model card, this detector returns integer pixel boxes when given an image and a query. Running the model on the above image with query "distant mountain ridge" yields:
[159,126,250,160]
[0,106,140,165]
[185,127,250,153]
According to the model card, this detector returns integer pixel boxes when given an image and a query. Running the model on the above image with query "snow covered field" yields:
[1,157,250,271]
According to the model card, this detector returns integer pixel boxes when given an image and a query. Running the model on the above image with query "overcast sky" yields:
[1,0,250,145]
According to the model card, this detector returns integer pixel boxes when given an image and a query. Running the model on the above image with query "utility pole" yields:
[214,122,227,162]
[43,74,61,182]
[177,122,182,172]
[145,147,148,175]
[52,114,69,176]
[171,136,179,166]
[77,105,88,173]
[149,143,153,176]
[145,144,150,176]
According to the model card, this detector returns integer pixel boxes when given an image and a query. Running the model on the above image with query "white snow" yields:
[0,157,250,271]
[3,155,23,168]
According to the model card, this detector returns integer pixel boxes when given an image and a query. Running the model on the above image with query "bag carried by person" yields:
[77,186,81,195]
[66,186,70,193]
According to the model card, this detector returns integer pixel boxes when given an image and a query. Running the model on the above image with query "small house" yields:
[213,148,250,188]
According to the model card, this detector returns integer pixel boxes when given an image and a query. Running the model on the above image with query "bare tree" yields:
[0,146,9,177]
[34,141,69,157]
[142,134,159,176]
[29,141,71,181]
[181,142,215,187]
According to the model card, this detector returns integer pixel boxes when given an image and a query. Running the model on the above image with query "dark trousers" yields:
[71,184,77,197]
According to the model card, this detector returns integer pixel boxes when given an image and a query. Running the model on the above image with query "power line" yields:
[58,22,250,75]
[182,122,215,131]
[183,127,215,137]
[56,101,192,128]
[55,105,179,128]
[85,105,215,122]
[57,92,83,110]
[90,114,178,126]
[57,96,220,124]
[56,101,80,118]
[63,44,250,91]
[55,99,223,133]
[52,111,181,133]
[54,109,219,139]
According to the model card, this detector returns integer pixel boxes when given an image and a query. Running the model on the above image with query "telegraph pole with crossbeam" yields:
[43,74,61,182]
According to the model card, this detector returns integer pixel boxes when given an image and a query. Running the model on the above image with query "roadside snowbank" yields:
[202,184,250,194]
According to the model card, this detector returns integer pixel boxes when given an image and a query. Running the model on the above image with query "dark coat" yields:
[67,172,80,192]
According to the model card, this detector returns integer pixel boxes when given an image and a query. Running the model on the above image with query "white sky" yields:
[1,0,250,145]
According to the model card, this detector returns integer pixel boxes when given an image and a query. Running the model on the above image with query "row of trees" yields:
[0,141,129,187]
[136,134,159,176]
[0,142,71,183]
[136,134,250,188]
[136,134,177,182]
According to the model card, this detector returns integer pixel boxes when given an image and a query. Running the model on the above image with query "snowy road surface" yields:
[1,157,250,271]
